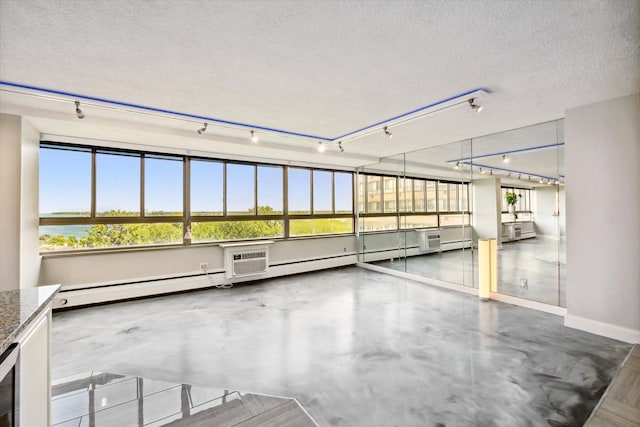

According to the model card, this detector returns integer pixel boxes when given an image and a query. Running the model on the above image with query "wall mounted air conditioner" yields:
[416,229,441,253]
[220,241,274,280]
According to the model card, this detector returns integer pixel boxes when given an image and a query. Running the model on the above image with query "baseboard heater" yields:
[51,251,356,309]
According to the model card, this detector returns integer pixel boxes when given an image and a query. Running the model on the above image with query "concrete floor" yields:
[374,237,566,306]
[52,266,628,426]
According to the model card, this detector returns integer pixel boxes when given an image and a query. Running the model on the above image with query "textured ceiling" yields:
[0,0,638,169]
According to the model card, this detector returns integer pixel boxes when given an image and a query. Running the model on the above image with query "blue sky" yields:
[40,148,349,214]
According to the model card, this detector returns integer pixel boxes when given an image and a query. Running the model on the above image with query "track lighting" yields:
[518,174,521,180]
[383,126,393,139]
[490,170,493,176]
[454,162,460,170]
[539,177,544,184]
[74,101,85,119]
[480,168,485,174]
[507,172,512,177]
[197,123,207,135]
[338,141,344,152]
[250,130,259,143]
[502,155,510,163]
[468,98,483,113]
[317,142,326,153]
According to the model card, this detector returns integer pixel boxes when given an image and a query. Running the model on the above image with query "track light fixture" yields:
[480,168,485,174]
[197,123,207,135]
[317,141,326,153]
[502,155,510,164]
[468,98,483,113]
[454,162,461,170]
[338,141,344,152]
[490,170,493,176]
[250,130,259,143]
[74,101,85,119]
[518,174,522,180]
[383,126,393,139]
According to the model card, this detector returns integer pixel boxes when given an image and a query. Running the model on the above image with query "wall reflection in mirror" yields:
[358,119,565,307]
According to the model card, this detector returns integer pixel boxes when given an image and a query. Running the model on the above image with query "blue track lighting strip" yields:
[447,143,565,163]
[0,81,332,141]
[331,88,489,141]
[465,162,561,182]
[0,81,488,143]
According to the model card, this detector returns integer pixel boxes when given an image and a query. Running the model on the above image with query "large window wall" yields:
[358,174,470,232]
[39,143,353,251]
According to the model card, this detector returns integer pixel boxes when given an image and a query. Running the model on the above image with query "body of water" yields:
[40,224,91,238]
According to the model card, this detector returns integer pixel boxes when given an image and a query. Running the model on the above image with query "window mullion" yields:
[140,155,145,217]
[91,148,97,218]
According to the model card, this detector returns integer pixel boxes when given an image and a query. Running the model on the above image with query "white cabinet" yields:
[19,309,51,427]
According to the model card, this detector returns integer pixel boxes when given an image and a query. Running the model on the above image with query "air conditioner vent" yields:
[220,243,273,280]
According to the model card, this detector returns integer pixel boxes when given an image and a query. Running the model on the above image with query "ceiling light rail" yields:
[0,81,332,142]
[1,81,488,153]
[335,88,488,145]
[461,161,562,184]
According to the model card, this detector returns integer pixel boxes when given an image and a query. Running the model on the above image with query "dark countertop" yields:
[0,285,60,354]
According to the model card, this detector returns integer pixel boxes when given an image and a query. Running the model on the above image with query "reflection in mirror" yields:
[358,139,475,288]
[471,120,565,306]
[357,119,565,307]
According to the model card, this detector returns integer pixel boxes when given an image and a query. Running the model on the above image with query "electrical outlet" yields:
[199,263,207,271]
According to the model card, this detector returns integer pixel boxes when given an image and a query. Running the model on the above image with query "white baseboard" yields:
[356,262,479,296]
[564,314,640,344]
[53,254,357,309]
[489,293,567,316]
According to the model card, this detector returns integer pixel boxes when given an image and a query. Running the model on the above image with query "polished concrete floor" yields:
[52,266,629,426]
[374,237,566,306]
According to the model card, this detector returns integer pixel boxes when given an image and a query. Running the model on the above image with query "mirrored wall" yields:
[358,119,565,307]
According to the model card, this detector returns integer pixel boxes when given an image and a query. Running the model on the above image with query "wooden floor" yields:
[586,344,640,426]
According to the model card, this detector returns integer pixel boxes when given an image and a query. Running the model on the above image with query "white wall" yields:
[20,119,41,288]
[0,114,43,289]
[40,235,357,288]
[565,93,640,343]
[0,114,23,289]
[472,177,501,245]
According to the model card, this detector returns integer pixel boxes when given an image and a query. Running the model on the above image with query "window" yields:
[357,172,471,232]
[288,168,311,214]
[257,166,283,214]
[383,177,396,213]
[39,142,355,251]
[288,168,354,237]
[501,186,532,222]
[227,163,255,215]
[313,170,332,214]
[40,145,91,217]
[190,159,223,216]
[426,181,437,212]
[145,155,183,216]
[334,172,353,214]
[96,150,140,216]
[366,176,382,213]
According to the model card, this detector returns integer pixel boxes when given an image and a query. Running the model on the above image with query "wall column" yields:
[564,93,640,343]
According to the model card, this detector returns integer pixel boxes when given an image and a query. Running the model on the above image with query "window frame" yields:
[39,142,356,252]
